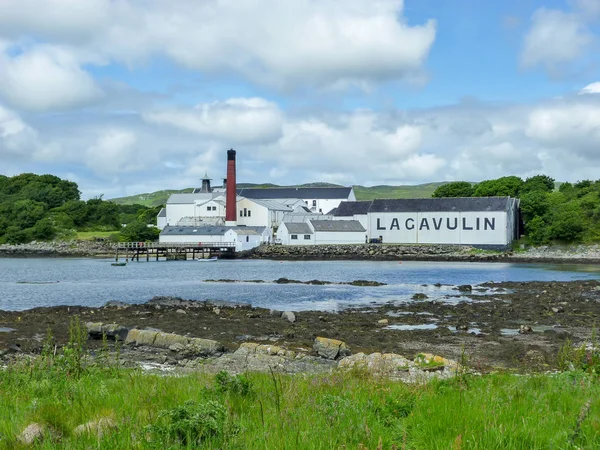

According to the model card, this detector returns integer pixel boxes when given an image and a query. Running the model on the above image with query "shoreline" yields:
[2,241,600,264]
[2,279,600,374]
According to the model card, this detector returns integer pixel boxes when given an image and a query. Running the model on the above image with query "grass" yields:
[2,363,600,448]
[2,319,599,448]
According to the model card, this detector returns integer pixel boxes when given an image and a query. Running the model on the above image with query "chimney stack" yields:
[225,149,237,225]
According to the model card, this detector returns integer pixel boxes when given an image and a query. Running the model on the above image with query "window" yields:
[319,209,322,213]
[206,206,211,211]
[212,206,217,211]
[247,210,251,217]
[243,208,247,217]
[304,235,311,240]
[291,235,298,240]
[312,200,317,207]
[239,210,243,217]
[246,236,249,242]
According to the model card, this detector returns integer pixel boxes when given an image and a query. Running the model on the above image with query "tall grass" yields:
[0,320,599,448]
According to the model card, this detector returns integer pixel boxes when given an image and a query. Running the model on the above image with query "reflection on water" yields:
[0,258,598,312]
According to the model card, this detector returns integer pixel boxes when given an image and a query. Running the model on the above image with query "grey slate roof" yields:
[369,197,513,213]
[333,201,373,216]
[237,187,352,200]
[160,226,266,236]
[310,220,366,232]
[284,222,313,234]
[247,198,294,211]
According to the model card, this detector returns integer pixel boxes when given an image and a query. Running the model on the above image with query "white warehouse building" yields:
[331,197,520,249]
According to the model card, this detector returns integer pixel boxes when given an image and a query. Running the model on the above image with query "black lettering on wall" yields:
[377,218,386,230]
[390,218,400,230]
[484,218,495,231]
[476,217,480,231]
[462,217,473,231]
[433,218,443,230]
[405,218,415,230]
[447,218,458,230]
[419,218,430,231]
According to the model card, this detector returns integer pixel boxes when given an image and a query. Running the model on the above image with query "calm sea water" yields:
[0,258,598,312]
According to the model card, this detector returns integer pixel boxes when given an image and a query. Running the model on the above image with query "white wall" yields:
[159,234,228,244]
[166,204,195,226]
[225,230,263,251]
[157,216,167,230]
[367,211,509,245]
[196,200,225,218]
[236,198,270,227]
[314,231,364,245]
[303,198,346,214]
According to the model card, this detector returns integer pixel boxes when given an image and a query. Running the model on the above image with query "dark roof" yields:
[284,222,313,234]
[310,220,366,232]
[237,187,352,200]
[369,197,514,213]
[333,201,373,216]
[157,208,166,218]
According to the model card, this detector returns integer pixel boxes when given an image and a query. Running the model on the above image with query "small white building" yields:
[278,220,365,245]
[159,225,269,251]
[157,208,167,230]
[225,227,270,251]
[236,198,293,231]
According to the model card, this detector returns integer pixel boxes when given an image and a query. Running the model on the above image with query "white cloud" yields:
[0,104,41,158]
[86,130,148,173]
[0,0,436,90]
[144,98,283,145]
[0,45,102,111]
[580,82,600,94]
[573,0,600,16]
[521,8,593,74]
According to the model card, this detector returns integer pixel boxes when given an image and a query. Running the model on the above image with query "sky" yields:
[0,0,599,199]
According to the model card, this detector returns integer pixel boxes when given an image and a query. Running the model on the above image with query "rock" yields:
[412,293,428,300]
[414,353,455,371]
[519,325,533,334]
[281,311,296,323]
[129,331,224,356]
[18,423,45,445]
[235,342,296,358]
[176,309,186,315]
[103,300,129,308]
[212,307,221,315]
[551,306,564,313]
[457,284,472,292]
[125,329,159,346]
[313,337,351,360]
[339,352,411,377]
[456,324,469,331]
[349,280,387,286]
[73,417,116,437]
[377,319,389,325]
[86,322,130,341]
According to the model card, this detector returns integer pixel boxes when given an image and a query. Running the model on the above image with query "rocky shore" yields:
[3,240,600,263]
[243,243,600,264]
[2,280,599,375]
[0,240,116,257]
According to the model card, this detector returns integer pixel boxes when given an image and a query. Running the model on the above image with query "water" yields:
[0,258,598,312]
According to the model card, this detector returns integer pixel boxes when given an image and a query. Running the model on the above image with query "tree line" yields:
[432,175,597,245]
[0,173,160,244]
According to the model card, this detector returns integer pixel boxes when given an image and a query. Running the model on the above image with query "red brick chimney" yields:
[225,149,237,225]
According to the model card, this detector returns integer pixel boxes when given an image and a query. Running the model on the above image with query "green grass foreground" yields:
[1,361,600,449]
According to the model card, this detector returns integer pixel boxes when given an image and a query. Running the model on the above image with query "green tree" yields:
[473,176,524,197]
[549,204,585,242]
[521,175,555,193]
[519,191,550,222]
[432,182,474,198]
[119,220,160,242]
[525,216,550,245]
[32,218,57,240]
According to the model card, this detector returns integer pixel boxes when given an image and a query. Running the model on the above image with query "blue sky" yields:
[0,0,599,198]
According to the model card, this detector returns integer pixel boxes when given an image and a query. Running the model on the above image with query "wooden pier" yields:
[115,242,236,262]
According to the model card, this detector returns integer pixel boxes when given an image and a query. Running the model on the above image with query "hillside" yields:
[108,182,449,206]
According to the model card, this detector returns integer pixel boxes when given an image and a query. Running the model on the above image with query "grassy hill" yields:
[108,182,450,206]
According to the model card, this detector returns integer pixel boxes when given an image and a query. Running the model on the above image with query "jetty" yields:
[115,242,235,262]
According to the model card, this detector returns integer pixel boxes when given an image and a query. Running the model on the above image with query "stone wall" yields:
[0,241,116,257]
